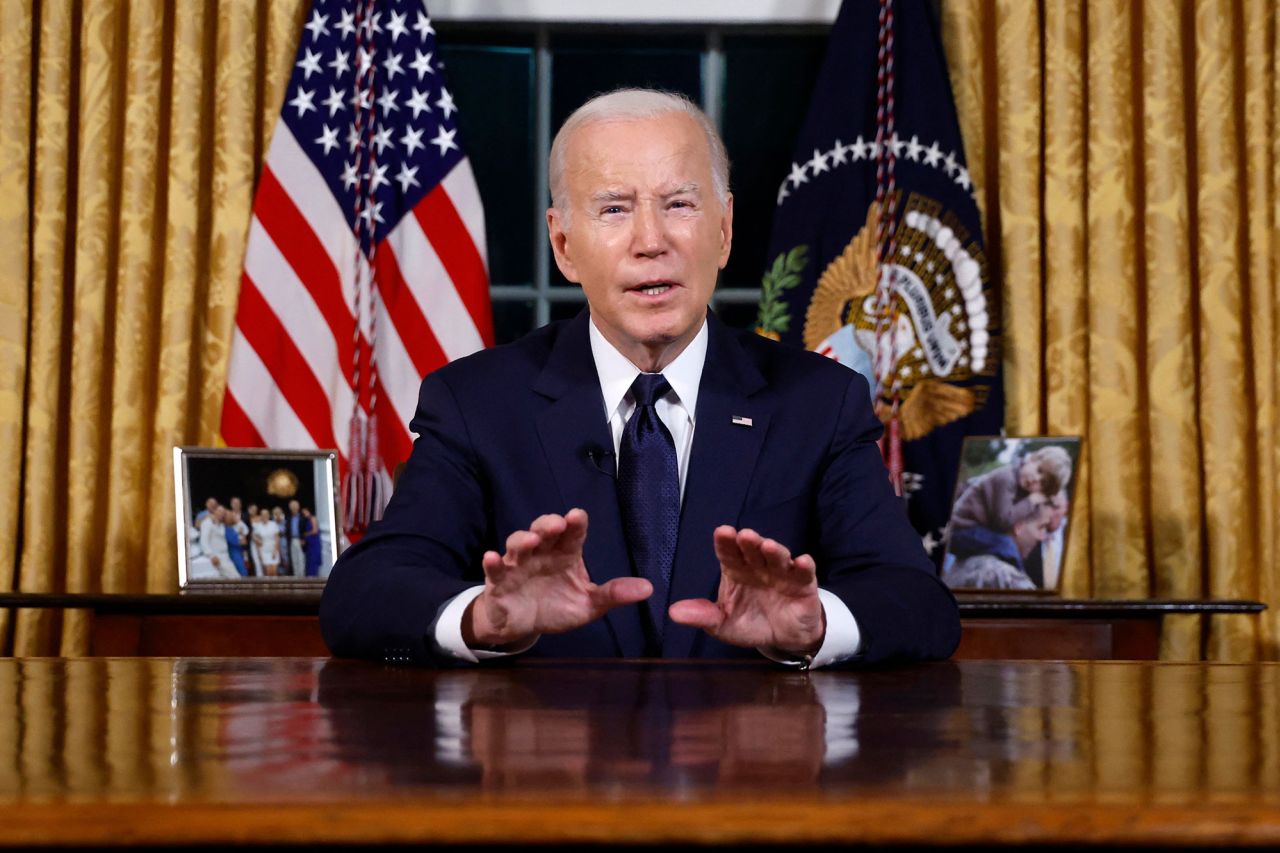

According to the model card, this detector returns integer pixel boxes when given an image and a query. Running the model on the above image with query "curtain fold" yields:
[1,0,307,655]
[942,0,1279,659]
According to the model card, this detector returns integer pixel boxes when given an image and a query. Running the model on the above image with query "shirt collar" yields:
[588,314,708,420]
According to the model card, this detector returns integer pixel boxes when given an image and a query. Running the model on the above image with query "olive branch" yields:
[754,245,810,337]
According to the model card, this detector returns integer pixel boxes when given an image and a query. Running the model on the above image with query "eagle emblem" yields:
[801,193,996,440]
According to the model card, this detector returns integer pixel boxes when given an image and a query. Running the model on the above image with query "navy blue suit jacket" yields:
[320,310,960,665]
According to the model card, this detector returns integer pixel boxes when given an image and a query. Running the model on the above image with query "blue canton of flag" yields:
[756,0,1004,566]
[284,0,465,252]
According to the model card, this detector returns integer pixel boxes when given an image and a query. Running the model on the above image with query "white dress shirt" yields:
[432,316,863,667]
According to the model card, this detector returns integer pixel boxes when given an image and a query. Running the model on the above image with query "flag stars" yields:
[377,89,400,114]
[356,46,375,76]
[350,87,372,111]
[905,135,924,161]
[346,123,361,152]
[303,9,329,40]
[315,124,340,155]
[851,136,871,161]
[296,47,323,79]
[410,50,435,79]
[956,166,972,190]
[372,124,394,155]
[406,87,432,118]
[923,142,943,167]
[340,159,358,189]
[808,147,830,175]
[383,51,405,80]
[396,163,420,192]
[336,9,356,38]
[436,88,457,119]
[329,48,350,77]
[367,163,390,191]
[322,86,346,117]
[829,139,849,166]
[413,12,435,40]
[386,9,409,42]
[361,10,382,39]
[887,133,905,158]
[943,151,959,176]
[359,200,385,228]
[401,125,425,155]
[776,182,790,206]
[289,86,316,117]
[787,160,809,188]
[430,125,458,155]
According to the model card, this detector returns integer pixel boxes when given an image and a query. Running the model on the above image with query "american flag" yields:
[221,0,492,534]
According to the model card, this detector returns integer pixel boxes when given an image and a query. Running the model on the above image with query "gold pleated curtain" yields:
[0,0,309,655]
[942,0,1278,660]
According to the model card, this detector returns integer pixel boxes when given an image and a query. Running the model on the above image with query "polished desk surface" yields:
[1,658,1278,847]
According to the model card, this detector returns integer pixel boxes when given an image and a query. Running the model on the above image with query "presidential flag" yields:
[756,0,1003,564]
[221,0,492,534]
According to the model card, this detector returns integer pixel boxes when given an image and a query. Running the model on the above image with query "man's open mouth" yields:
[632,281,677,296]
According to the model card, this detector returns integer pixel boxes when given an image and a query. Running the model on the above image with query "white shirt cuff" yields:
[431,585,538,663]
[759,588,863,669]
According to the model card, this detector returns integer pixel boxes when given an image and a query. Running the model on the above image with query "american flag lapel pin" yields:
[731,415,753,427]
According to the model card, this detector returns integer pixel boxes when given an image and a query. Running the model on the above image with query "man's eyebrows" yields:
[663,182,700,197]
[587,184,702,202]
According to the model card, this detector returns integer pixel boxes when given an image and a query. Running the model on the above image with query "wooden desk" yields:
[0,593,1264,659]
[0,658,1277,847]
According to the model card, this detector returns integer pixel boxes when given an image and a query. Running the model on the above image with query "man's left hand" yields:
[668,526,826,657]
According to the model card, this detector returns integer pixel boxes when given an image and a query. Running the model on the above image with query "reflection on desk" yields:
[0,658,1278,847]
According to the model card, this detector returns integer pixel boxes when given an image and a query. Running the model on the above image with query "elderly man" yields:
[320,88,959,667]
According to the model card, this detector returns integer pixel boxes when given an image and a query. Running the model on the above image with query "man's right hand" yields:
[462,508,652,649]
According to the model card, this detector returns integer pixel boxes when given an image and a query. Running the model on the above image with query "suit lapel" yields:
[663,314,770,658]
[533,310,646,657]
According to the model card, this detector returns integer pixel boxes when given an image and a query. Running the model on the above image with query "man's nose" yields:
[631,203,667,257]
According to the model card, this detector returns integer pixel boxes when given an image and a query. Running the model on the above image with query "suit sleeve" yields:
[815,374,962,664]
[319,372,491,665]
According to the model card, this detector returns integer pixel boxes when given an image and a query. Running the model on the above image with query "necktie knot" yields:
[630,373,671,409]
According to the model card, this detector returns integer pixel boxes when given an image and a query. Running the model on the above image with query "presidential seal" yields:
[802,192,997,440]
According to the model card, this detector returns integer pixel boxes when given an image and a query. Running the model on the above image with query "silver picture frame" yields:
[173,447,343,591]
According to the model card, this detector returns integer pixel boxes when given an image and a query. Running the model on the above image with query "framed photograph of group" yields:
[941,436,1082,594]
[173,447,343,591]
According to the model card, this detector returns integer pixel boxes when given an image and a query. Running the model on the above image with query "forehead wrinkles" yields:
[567,118,711,194]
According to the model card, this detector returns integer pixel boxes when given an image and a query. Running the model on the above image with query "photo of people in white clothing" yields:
[174,448,342,589]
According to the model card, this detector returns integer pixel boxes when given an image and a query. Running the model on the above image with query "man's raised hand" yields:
[668,526,826,656]
[463,508,653,648]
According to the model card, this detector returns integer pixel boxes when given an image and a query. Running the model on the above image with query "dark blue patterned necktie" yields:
[617,373,680,644]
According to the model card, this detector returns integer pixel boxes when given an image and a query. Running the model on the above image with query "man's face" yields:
[547,112,733,369]
[289,500,300,514]
[205,497,218,512]
[1012,509,1050,557]
[1047,493,1068,532]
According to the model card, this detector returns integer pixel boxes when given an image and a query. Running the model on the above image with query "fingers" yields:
[591,576,653,610]
[668,598,725,632]
[714,526,816,590]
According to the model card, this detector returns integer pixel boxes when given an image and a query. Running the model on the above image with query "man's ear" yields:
[717,193,734,269]
[546,207,581,283]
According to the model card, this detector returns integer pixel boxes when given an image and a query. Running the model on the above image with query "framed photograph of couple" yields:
[173,447,343,590]
[941,436,1081,594]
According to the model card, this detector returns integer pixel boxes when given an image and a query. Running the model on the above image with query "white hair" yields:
[549,88,731,220]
